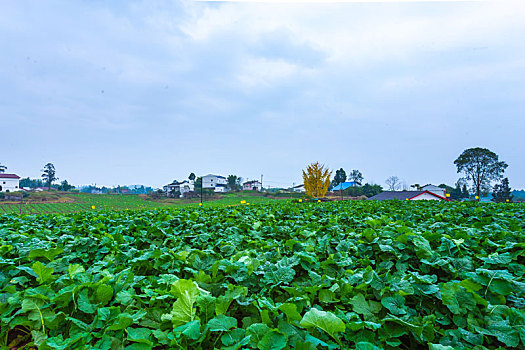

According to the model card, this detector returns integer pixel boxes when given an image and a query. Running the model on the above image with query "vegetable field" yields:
[0,193,284,215]
[0,201,524,349]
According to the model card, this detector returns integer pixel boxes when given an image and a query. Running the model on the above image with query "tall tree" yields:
[332,168,347,187]
[194,177,202,190]
[188,173,196,181]
[454,147,507,198]
[385,176,401,191]
[41,163,58,191]
[227,175,240,191]
[302,162,332,198]
[0,163,6,173]
[348,169,363,185]
[492,177,513,203]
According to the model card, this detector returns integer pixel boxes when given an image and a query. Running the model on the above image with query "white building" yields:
[0,174,21,192]
[202,174,229,192]
[163,180,195,198]
[421,184,446,198]
[291,184,305,192]
[243,180,262,191]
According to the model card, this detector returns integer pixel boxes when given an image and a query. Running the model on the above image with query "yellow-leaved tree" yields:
[302,162,332,198]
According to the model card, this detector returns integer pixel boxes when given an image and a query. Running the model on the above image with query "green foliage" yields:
[331,168,347,188]
[454,147,508,197]
[492,177,513,203]
[0,200,524,349]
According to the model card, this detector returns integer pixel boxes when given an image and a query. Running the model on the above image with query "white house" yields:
[291,184,305,192]
[0,174,21,192]
[163,180,195,197]
[202,174,229,193]
[421,184,446,198]
[368,190,447,201]
[243,180,262,191]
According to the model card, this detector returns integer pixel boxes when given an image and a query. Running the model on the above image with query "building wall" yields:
[243,182,262,191]
[0,178,21,192]
[411,192,443,201]
[203,175,226,188]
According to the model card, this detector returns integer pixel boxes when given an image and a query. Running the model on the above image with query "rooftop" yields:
[0,173,20,179]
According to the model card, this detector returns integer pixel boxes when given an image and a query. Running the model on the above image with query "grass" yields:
[0,191,295,214]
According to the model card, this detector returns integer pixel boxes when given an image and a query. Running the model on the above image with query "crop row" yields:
[0,200,524,349]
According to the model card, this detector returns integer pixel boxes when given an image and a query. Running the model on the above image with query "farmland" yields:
[0,201,524,349]
[0,192,290,214]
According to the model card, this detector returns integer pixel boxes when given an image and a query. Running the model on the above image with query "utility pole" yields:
[260,174,263,191]
[200,178,203,205]
[340,183,343,201]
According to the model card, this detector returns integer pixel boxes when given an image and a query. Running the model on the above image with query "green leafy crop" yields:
[0,200,524,349]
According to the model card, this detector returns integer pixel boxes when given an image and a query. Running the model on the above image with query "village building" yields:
[368,190,447,201]
[291,184,305,192]
[163,180,195,197]
[202,174,229,193]
[0,174,21,192]
[243,180,262,191]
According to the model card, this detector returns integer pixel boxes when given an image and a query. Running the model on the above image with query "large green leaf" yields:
[440,282,476,315]
[31,261,53,284]
[299,308,345,340]
[169,279,200,326]
[28,247,63,262]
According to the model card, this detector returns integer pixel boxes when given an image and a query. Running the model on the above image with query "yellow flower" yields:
[446,193,450,198]
[298,199,302,202]
[318,200,321,203]
[475,196,479,200]
[506,199,509,202]
[92,205,96,209]
[199,203,202,206]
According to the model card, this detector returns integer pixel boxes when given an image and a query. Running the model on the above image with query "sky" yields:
[1,0,524,189]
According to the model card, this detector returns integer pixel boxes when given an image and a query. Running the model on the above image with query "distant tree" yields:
[0,163,6,173]
[19,177,44,189]
[189,173,196,181]
[454,147,508,199]
[194,177,202,190]
[227,175,240,191]
[385,176,401,191]
[492,178,513,203]
[439,183,462,200]
[41,163,58,191]
[348,169,363,185]
[462,184,469,199]
[58,180,74,191]
[302,162,332,198]
[359,183,383,198]
[331,168,347,188]
[411,184,421,191]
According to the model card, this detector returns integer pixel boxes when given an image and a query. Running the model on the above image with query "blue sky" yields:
[1,0,524,189]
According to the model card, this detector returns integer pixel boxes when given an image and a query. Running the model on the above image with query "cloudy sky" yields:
[1,0,524,189]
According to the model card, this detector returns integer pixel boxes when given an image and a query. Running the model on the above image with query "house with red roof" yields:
[0,174,21,192]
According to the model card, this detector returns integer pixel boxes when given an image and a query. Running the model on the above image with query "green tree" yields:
[194,177,202,190]
[227,175,241,191]
[58,180,74,191]
[349,169,363,185]
[461,184,469,199]
[331,168,347,188]
[189,173,196,181]
[41,163,58,191]
[492,177,513,203]
[454,147,507,199]
[0,163,6,173]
